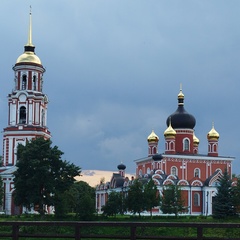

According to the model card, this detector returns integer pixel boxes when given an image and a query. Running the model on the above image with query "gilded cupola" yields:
[193,133,200,145]
[147,130,159,142]
[164,120,176,137]
[207,123,219,140]
[16,9,42,65]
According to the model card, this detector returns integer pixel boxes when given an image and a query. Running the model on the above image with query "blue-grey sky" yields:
[0,1,239,175]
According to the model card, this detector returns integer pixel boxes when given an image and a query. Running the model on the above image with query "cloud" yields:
[1,1,240,175]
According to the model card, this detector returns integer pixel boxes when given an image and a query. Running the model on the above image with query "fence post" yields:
[12,223,19,240]
[75,224,81,240]
[197,225,203,240]
[130,225,136,240]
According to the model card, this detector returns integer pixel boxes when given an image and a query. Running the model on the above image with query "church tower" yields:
[2,10,51,167]
[166,86,196,154]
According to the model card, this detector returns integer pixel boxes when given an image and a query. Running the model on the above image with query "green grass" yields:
[0,214,239,239]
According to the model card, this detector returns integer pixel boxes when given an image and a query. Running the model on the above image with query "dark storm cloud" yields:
[0,0,239,174]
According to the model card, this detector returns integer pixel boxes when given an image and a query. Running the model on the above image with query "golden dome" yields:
[207,123,219,140]
[164,121,176,137]
[193,133,200,145]
[16,10,42,65]
[16,51,41,65]
[147,130,159,142]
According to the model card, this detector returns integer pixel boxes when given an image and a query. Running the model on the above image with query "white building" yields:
[0,11,51,215]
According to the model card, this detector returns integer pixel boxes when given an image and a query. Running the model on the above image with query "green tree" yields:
[102,191,123,217]
[160,184,185,217]
[66,181,96,220]
[0,176,4,206]
[13,137,81,216]
[143,179,160,217]
[126,179,144,216]
[232,177,240,214]
[213,169,236,218]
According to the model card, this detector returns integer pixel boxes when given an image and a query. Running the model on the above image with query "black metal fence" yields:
[0,221,239,240]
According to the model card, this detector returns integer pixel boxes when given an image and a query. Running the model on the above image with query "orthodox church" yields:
[0,12,51,215]
[0,11,235,216]
[96,88,235,216]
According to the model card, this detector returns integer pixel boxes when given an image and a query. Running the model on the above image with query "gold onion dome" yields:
[147,130,159,142]
[164,121,176,137]
[193,133,200,145]
[16,51,41,65]
[207,123,219,140]
[16,9,42,65]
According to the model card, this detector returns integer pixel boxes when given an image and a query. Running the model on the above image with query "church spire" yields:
[24,6,35,52]
[28,6,33,46]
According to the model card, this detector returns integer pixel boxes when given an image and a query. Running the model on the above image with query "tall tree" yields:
[213,169,236,218]
[232,176,240,214]
[143,179,160,217]
[0,176,4,207]
[126,179,144,216]
[102,191,123,217]
[160,184,185,217]
[67,181,96,220]
[13,137,81,216]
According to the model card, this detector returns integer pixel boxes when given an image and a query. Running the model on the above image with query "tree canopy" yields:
[160,184,185,217]
[0,176,4,207]
[13,137,81,216]
[232,176,240,214]
[66,181,96,220]
[126,179,145,216]
[213,169,236,218]
[102,191,123,217]
[143,179,160,217]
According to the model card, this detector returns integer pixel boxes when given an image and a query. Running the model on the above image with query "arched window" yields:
[19,106,26,124]
[33,75,37,90]
[193,193,200,206]
[22,75,27,90]
[194,168,200,178]
[213,143,218,152]
[184,138,189,151]
[153,146,157,154]
[138,169,142,178]
[171,166,177,176]
[41,109,45,126]
[215,168,222,173]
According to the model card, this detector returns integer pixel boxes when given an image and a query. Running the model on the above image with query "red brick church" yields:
[96,87,235,215]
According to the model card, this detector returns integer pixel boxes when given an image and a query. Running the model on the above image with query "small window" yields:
[171,166,177,176]
[41,109,45,126]
[184,138,189,151]
[153,146,157,154]
[215,168,222,174]
[22,75,27,90]
[19,106,26,124]
[193,193,200,206]
[33,75,37,90]
[194,168,200,178]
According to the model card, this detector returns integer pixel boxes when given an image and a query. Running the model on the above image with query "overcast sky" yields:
[0,1,239,175]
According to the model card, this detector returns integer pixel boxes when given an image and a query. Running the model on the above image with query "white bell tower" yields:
[2,10,51,167]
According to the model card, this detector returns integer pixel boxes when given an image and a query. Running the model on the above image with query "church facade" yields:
[96,88,235,216]
[0,12,51,215]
